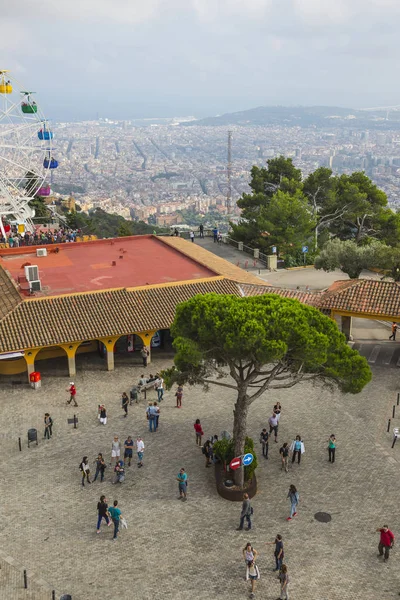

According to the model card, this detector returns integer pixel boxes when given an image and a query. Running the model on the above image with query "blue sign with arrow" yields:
[302,246,308,253]
[242,453,254,466]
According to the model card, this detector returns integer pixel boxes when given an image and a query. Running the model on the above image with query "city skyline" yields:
[2,0,400,120]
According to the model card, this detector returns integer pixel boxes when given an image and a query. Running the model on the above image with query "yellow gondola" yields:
[0,79,12,94]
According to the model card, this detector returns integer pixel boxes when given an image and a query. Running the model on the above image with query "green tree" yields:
[118,222,133,237]
[314,238,382,278]
[164,293,371,486]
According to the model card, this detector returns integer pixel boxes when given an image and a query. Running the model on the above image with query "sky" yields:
[1,0,400,120]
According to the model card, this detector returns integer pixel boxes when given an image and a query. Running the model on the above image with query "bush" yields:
[213,436,257,482]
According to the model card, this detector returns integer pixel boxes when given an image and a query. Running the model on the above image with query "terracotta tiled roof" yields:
[0,265,22,320]
[318,279,400,316]
[0,277,241,353]
[158,236,268,286]
[237,283,322,307]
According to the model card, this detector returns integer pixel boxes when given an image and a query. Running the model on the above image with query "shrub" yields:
[213,436,257,482]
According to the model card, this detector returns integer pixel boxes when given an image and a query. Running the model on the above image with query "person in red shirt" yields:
[376,524,395,561]
[194,419,204,446]
[66,382,78,407]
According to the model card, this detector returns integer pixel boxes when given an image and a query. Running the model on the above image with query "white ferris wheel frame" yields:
[0,69,53,236]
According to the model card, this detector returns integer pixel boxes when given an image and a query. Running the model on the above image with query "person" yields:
[194,419,204,446]
[155,374,164,401]
[260,428,269,458]
[93,453,106,482]
[137,436,144,468]
[376,524,395,562]
[138,374,148,388]
[121,393,129,418]
[175,385,183,408]
[174,228,179,237]
[279,442,290,472]
[146,402,156,432]
[113,460,125,484]
[177,467,188,500]
[66,382,78,406]
[287,484,299,521]
[328,434,336,463]
[130,385,138,404]
[290,435,305,465]
[99,404,107,425]
[217,232,222,244]
[389,322,397,341]
[203,440,212,467]
[237,493,252,531]
[124,436,134,467]
[269,412,279,443]
[140,346,149,367]
[213,226,218,243]
[199,223,204,238]
[243,542,258,565]
[108,500,122,541]
[278,564,290,600]
[111,436,121,467]
[153,401,160,430]
[80,456,91,487]
[246,558,260,599]
[266,534,284,572]
[96,495,111,533]
[189,230,195,243]
[273,402,282,422]
[44,413,53,439]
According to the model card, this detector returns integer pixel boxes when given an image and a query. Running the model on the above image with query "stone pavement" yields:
[1,356,400,600]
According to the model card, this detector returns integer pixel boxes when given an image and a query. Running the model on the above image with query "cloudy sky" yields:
[1,0,399,119]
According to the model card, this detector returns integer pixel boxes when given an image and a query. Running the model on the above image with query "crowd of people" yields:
[1,226,82,247]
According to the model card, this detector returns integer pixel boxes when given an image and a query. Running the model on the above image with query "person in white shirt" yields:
[156,374,164,401]
[136,436,145,468]
[111,436,121,467]
[268,413,279,443]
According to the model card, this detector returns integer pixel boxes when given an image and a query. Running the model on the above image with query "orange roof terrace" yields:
[0,235,219,296]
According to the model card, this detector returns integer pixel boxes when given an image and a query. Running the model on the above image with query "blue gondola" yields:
[38,128,53,141]
[43,157,58,169]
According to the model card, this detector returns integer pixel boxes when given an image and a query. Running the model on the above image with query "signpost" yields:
[302,245,308,265]
[229,457,242,470]
[271,246,277,254]
[242,453,254,466]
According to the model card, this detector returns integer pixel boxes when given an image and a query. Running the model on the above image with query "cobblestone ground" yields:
[1,356,400,600]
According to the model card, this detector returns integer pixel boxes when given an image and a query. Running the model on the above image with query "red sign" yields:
[229,457,242,470]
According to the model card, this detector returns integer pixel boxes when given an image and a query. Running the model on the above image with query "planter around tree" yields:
[214,462,257,501]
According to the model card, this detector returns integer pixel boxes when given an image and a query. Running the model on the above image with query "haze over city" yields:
[2,0,400,120]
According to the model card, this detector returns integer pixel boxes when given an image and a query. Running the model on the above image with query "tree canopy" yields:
[66,207,167,238]
[164,293,371,485]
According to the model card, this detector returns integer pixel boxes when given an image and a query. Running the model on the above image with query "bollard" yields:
[18,437,21,452]
[393,405,396,419]
[392,435,398,449]
[397,393,400,406]
[73,414,77,429]
[23,570,27,589]
[387,418,391,432]
[52,590,55,600]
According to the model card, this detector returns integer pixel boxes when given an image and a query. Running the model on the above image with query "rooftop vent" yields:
[36,248,47,257]
[24,265,39,282]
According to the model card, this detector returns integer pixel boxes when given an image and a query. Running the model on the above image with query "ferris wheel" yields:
[0,69,58,237]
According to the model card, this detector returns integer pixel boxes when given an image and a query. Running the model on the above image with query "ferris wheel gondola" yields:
[0,70,59,237]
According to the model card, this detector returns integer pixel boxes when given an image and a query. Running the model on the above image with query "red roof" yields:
[318,279,400,316]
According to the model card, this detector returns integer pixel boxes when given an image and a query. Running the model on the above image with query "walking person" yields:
[79,456,91,487]
[269,412,279,443]
[177,467,188,501]
[146,402,156,432]
[66,382,78,406]
[328,434,336,463]
[153,402,160,430]
[93,453,106,482]
[279,443,290,472]
[277,564,290,600]
[96,495,111,533]
[44,413,53,439]
[110,436,121,467]
[121,393,129,418]
[194,419,204,446]
[290,435,305,465]
[246,557,260,599]
[99,404,107,425]
[108,500,122,541]
[287,484,299,521]
[237,493,252,531]
[266,534,284,572]
[155,374,164,401]
[213,226,218,243]
[136,436,144,468]
[189,230,195,243]
[175,384,183,408]
[260,428,269,458]
[273,402,282,422]
[376,524,395,562]
[203,440,212,467]
[389,322,398,341]
[124,436,134,467]
[140,346,149,367]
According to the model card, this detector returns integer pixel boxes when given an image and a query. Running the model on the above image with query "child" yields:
[194,419,204,446]
[114,460,125,484]
[99,404,107,425]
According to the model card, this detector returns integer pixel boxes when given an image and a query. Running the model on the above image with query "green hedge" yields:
[213,436,258,482]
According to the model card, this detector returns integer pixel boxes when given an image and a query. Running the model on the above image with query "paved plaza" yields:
[1,355,400,600]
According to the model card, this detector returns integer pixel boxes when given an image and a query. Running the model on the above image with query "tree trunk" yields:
[232,390,249,487]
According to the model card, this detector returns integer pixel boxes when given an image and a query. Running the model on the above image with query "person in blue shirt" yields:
[177,468,188,501]
[108,500,122,541]
[290,435,305,465]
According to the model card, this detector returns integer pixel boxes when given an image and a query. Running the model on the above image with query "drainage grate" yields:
[314,512,332,523]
